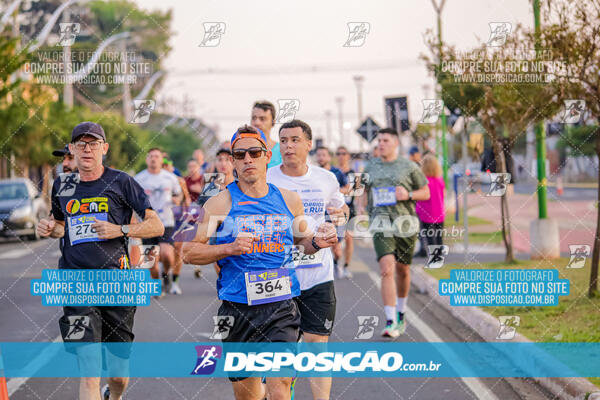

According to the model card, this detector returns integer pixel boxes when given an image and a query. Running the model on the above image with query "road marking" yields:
[0,241,48,259]
[367,271,500,400]
[348,257,370,273]
[0,248,34,259]
[6,335,62,396]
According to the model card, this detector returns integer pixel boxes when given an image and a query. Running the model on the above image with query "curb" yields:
[410,265,600,400]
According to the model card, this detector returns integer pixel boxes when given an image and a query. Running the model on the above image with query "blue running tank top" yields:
[215,182,300,303]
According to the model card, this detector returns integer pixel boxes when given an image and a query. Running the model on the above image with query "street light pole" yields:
[533,0,548,219]
[432,0,449,187]
[325,110,333,148]
[353,75,365,153]
[353,75,364,121]
[335,96,344,148]
[529,0,558,260]
[63,8,73,109]
[121,40,133,121]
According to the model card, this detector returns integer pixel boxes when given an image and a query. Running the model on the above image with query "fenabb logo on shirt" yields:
[66,197,109,214]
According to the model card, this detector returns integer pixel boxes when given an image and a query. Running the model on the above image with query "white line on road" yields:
[367,271,500,400]
[6,335,62,396]
[0,248,34,259]
[0,241,48,259]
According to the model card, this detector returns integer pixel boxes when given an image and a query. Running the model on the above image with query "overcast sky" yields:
[137,0,533,151]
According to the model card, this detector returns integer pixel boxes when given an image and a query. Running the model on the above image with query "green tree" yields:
[545,0,600,296]
[154,125,202,173]
[423,24,564,263]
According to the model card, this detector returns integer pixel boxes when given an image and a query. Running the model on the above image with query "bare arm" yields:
[127,209,164,238]
[182,191,255,265]
[339,183,351,195]
[395,184,430,201]
[92,208,163,239]
[51,220,65,238]
[281,189,338,255]
[412,184,430,201]
[37,216,65,238]
[357,191,368,214]
[173,177,191,207]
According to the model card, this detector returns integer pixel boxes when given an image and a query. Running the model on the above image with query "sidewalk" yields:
[460,191,596,254]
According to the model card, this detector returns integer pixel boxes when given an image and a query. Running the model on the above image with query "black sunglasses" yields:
[232,146,266,160]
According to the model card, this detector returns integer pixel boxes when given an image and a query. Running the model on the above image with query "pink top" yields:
[416,176,445,223]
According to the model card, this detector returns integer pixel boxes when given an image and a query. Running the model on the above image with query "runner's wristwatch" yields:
[311,236,322,251]
[121,225,130,237]
[408,191,413,200]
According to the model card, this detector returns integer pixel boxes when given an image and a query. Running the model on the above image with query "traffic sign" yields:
[356,117,381,143]
[384,96,409,132]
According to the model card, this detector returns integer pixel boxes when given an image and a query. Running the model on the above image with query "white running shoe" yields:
[170,281,182,295]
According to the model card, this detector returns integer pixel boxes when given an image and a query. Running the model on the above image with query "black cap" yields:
[71,122,106,143]
[216,148,232,157]
[52,144,71,157]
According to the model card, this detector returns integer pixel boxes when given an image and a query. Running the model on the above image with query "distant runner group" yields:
[39,100,431,400]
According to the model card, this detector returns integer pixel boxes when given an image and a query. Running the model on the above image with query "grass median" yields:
[424,258,600,385]
[443,211,503,245]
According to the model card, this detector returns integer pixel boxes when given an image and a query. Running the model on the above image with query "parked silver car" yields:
[0,178,49,240]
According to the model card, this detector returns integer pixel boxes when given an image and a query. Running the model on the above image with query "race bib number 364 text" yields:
[245,268,292,306]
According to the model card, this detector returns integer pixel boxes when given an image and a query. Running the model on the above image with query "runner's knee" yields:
[396,264,410,279]
[80,377,100,390]
[380,262,395,277]
[266,377,292,400]
[108,376,128,391]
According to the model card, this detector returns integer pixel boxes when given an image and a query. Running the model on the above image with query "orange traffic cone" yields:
[0,348,8,400]
[556,177,564,196]
[0,377,8,400]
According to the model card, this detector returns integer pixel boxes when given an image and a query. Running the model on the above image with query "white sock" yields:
[397,297,407,314]
[384,305,396,322]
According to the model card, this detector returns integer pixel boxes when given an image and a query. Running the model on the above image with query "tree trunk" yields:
[492,137,515,263]
[502,193,514,263]
[41,163,52,205]
[589,148,600,297]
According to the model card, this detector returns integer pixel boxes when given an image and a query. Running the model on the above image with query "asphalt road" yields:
[0,237,554,400]
[513,182,597,201]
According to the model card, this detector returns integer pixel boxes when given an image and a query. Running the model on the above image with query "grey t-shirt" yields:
[134,169,181,227]
[363,156,428,219]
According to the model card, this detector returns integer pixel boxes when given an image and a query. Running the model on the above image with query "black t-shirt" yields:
[51,167,151,269]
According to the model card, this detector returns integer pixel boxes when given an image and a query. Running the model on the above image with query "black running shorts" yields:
[218,299,300,382]
[59,305,136,358]
[294,280,336,336]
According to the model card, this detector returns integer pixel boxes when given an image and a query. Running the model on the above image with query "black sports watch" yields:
[121,225,130,237]
[311,236,322,251]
